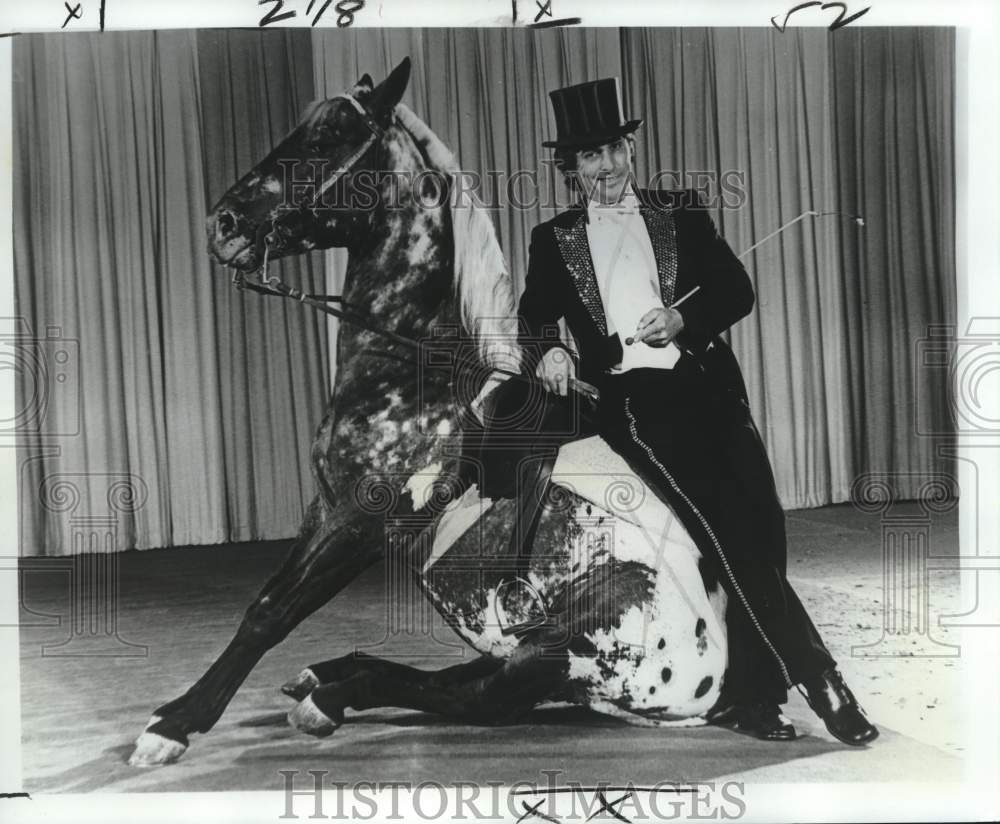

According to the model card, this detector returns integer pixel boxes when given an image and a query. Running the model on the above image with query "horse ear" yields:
[370,57,411,116]
[357,73,374,91]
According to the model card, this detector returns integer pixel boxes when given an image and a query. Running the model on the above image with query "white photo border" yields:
[1,1,998,821]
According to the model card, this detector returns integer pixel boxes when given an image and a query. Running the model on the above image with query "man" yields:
[514,77,878,745]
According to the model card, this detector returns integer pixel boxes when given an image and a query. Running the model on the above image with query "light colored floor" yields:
[17,503,965,792]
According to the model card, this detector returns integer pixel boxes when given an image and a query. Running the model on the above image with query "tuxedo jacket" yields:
[517,188,754,397]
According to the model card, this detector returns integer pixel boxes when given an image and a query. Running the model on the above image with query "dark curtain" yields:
[829,29,955,495]
[618,28,955,505]
[13,28,955,555]
[313,27,955,509]
[14,31,330,555]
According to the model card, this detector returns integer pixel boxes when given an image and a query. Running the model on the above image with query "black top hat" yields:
[543,77,643,149]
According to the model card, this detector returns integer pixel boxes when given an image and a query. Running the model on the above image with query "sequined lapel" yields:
[553,213,608,336]
[640,207,679,307]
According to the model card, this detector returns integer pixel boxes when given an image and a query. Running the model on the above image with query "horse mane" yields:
[394,104,522,374]
[298,98,328,129]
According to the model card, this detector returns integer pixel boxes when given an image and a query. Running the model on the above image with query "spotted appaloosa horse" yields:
[129,58,727,767]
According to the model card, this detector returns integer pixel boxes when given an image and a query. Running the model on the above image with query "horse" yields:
[129,57,728,767]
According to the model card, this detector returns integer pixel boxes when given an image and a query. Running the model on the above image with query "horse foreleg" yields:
[130,499,378,766]
[288,628,571,736]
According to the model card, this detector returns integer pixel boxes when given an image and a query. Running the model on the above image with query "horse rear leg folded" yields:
[288,628,571,736]
[130,497,378,766]
[281,650,504,701]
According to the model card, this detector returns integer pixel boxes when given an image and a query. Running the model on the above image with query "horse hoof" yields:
[288,694,340,737]
[281,668,321,701]
[129,729,188,767]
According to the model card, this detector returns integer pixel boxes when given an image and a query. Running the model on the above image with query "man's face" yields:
[573,136,634,204]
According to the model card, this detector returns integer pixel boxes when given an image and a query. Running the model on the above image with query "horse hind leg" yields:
[281,650,388,701]
[129,497,379,767]
[281,649,503,702]
[288,627,571,736]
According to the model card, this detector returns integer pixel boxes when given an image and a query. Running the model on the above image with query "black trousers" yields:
[596,364,835,704]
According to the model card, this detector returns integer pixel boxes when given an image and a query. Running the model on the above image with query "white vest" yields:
[586,191,681,372]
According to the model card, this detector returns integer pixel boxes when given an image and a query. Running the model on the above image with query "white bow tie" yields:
[588,193,640,217]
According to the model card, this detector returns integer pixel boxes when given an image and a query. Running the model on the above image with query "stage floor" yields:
[16,503,967,792]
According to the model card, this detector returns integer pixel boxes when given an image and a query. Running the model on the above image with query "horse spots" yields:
[648,686,656,695]
[407,229,434,267]
[657,638,666,650]
[695,617,709,655]
[403,462,444,511]
[661,667,672,684]
[694,676,713,699]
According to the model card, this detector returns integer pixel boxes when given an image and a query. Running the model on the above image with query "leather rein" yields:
[230,92,599,403]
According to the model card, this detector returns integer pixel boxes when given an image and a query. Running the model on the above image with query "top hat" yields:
[542,77,643,149]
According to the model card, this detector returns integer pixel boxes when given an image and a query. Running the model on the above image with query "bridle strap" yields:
[340,92,386,139]
[231,92,600,403]
[233,91,382,297]
[313,93,383,204]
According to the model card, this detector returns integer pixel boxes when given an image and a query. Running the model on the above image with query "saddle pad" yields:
[422,435,698,572]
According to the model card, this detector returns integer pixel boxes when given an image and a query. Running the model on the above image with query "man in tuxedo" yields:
[511,77,878,746]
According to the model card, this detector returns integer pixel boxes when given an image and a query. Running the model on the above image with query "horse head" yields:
[206,56,519,382]
[206,58,413,272]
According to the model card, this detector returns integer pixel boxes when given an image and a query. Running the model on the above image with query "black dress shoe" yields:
[802,668,879,746]
[735,701,797,741]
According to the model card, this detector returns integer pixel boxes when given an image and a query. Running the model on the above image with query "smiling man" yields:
[515,77,879,746]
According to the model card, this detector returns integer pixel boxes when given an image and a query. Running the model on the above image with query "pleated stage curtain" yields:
[14,31,330,555]
[13,28,955,555]
[619,28,955,506]
[313,27,955,510]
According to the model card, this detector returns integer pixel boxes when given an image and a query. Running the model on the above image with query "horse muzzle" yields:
[206,207,258,270]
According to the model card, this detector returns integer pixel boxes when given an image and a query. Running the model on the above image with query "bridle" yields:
[230,93,430,354]
[229,91,600,403]
[232,92,382,299]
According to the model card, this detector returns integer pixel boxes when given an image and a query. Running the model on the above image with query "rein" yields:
[231,91,600,403]
[238,251,597,401]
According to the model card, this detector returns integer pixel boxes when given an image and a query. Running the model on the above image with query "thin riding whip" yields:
[236,208,864,404]
[622,209,864,346]
[738,210,865,259]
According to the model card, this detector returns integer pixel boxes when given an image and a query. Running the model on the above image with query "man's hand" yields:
[536,347,576,396]
[630,306,684,347]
